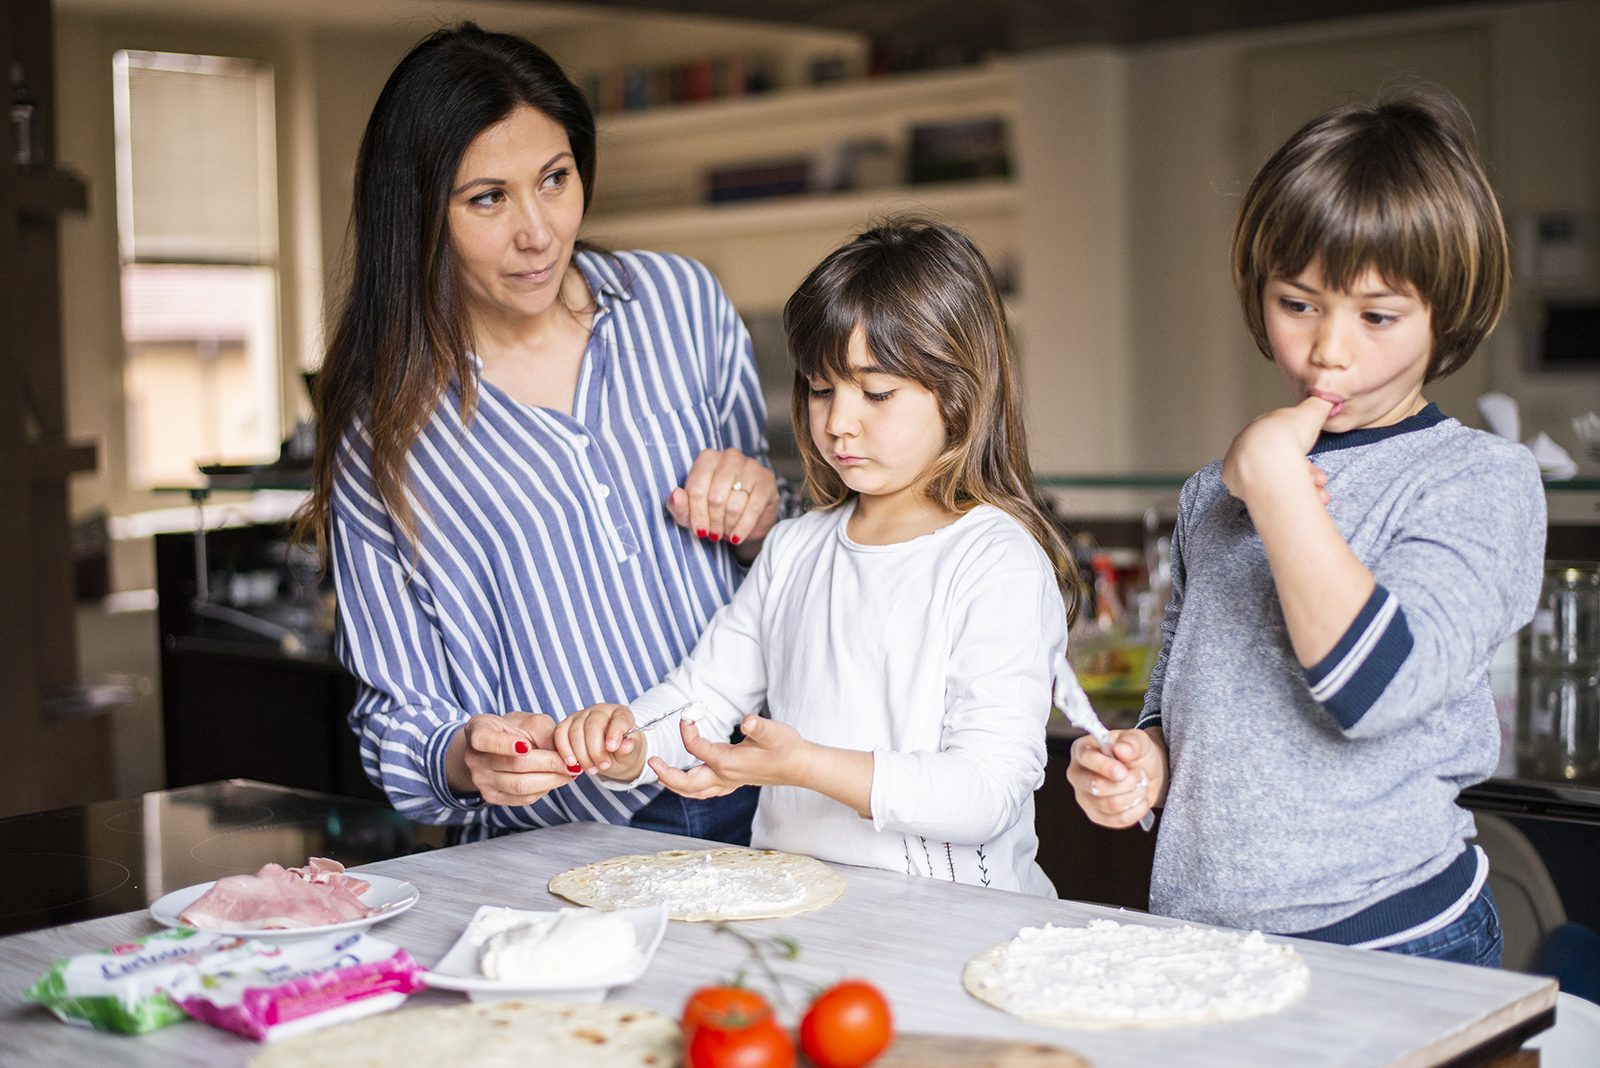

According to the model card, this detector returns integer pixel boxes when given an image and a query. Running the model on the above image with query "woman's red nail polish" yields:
[514,741,529,754]
[567,763,582,774]
[696,529,706,538]
[709,533,720,542]
[729,535,741,545]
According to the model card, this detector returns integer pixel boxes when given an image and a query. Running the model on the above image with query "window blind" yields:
[115,52,277,265]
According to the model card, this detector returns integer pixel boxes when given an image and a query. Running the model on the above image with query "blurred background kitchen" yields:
[2,0,1597,958]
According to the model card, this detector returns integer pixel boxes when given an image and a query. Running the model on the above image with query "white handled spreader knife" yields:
[1054,655,1154,832]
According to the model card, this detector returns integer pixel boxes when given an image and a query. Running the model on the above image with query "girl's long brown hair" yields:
[296,23,597,560]
[783,215,1079,622]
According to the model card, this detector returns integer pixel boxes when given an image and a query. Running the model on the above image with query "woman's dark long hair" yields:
[297,22,596,559]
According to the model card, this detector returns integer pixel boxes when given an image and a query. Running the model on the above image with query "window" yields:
[112,50,280,488]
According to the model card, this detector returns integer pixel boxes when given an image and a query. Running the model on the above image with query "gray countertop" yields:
[0,822,1555,1066]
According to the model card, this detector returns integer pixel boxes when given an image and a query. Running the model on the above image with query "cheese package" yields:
[168,930,424,1042]
[24,928,262,1034]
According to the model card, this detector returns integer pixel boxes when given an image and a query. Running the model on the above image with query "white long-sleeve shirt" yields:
[608,501,1065,896]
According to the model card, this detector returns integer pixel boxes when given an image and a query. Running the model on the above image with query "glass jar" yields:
[1518,668,1600,783]
[1526,562,1600,671]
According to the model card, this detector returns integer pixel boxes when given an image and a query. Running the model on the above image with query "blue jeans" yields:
[1381,886,1503,968]
[630,785,758,846]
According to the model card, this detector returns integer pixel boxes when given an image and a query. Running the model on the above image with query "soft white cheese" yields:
[586,853,806,917]
[981,919,1309,1023]
[472,908,640,985]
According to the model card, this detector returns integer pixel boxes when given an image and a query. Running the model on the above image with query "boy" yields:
[1068,88,1546,966]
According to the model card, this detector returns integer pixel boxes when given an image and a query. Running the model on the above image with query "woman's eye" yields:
[1279,297,1312,314]
[542,168,570,191]
[469,189,505,208]
[1362,311,1399,326]
[864,390,895,403]
[808,385,833,399]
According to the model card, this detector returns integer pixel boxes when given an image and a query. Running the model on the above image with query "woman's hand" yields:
[1066,726,1169,829]
[667,449,779,560]
[552,703,646,781]
[445,711,576,806]
[650,715,810,798]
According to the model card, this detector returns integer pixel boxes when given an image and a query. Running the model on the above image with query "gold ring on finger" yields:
[730,480,746,494]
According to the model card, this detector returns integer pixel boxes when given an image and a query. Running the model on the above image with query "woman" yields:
[300,22,782,843]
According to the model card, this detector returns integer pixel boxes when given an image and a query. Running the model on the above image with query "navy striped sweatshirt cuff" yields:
[1304,584,1413,730]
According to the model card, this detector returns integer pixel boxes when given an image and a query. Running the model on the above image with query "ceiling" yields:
[553,0,1492,52]
[55,0,1502,49]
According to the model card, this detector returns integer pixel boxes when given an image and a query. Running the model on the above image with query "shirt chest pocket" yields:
[639,399,722,480]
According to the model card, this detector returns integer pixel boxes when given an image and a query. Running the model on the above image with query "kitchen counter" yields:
[0,779,446,937]
[0,822,1554,1066]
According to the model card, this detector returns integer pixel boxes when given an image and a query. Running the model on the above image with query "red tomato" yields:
[682,985,772,1039]
[799,980,893,1068]
[686,1014,795,1068]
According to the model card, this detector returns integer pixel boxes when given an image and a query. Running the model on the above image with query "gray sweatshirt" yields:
[1140,405,1546,940]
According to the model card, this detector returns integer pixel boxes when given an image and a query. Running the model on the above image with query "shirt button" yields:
[596,484,611,499]
[573,436,589,449]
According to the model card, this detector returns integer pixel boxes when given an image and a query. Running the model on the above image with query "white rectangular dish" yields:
[422,903,668,1003]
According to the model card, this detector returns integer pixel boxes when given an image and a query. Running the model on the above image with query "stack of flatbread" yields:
[251,1001,678,1067]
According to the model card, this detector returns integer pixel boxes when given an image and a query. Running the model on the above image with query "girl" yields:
[555,217,1078,895]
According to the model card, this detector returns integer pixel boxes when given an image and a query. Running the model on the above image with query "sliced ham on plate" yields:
[286,856,371,897]
[180,859,374,931]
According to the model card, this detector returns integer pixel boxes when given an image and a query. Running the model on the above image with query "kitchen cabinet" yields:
[153,523,377,802]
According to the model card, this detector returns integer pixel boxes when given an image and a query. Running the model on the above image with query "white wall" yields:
[1044,0,1600,474]
[53,0,1600,537]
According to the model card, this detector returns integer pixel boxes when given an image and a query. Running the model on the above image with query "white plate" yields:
[422,904,668,1003]
[149,872,419,938]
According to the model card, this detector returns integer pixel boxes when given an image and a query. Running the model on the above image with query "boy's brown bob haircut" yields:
[1231,86,1510,382]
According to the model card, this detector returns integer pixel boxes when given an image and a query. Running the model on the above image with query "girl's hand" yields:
[1222,396,1334,508]
[667,449,779,558]
[1066,726,1169,829]
[553,703,646,781]
[448,711,576,806]
[650,715,808,798]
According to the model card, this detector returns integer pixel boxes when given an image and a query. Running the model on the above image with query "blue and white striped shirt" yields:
[331,250,773,834]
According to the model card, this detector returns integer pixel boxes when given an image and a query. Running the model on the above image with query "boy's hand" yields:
[650,715,810,798]
[1222,395,1334,508]
[1066,726,1168,829]
[552,703,647,782]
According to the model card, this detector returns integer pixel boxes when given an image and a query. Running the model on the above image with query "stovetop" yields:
[0,779,446,937]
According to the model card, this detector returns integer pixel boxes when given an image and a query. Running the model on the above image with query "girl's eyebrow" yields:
[451,151,575,196]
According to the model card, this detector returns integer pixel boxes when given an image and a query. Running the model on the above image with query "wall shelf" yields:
[12,169,88,218]
[595,63,1014,142]
[16,440,98,481]
[585,177,1015,246]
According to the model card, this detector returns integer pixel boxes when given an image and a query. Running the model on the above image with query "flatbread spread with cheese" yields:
[548,847,845,922]
[963,918,1310,1029]
[251,1000,678,1067]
